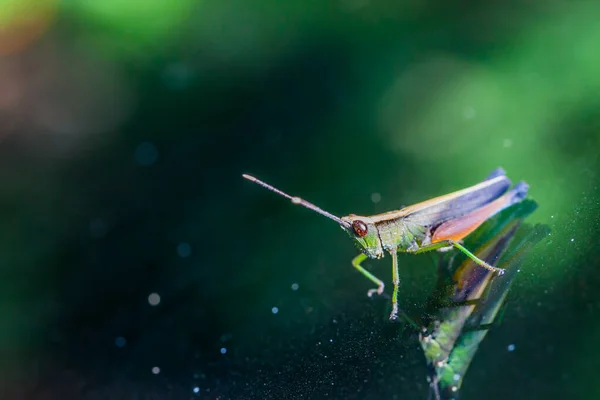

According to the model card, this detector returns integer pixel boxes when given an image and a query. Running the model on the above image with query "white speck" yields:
[371,192,381,203]
[271,307,279,314]
[148,293,161,306]
[193,387,200,394]
[551,215,554,219]
[135,142,158,166]
[451,386,458,392]
[507,344,516,352]
[291,197,302,204]
[453,374,460,381]
[329,339,333,343]
[463,107,476,119]
[177,242,192,258]
[503,139,513,148]
[115,336,126,348]
[152,366,160,374]
[220,347,227,355]
[291,283,299,291]
[570,238,574,242]
[163,63,192,91]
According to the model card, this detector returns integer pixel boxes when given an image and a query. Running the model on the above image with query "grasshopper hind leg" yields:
[450,240,505,275]
[436,239,462,253]
[413,240,505,275]
[351,253,385,297]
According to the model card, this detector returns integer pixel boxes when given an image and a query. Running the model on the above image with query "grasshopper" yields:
[242,168,529,321]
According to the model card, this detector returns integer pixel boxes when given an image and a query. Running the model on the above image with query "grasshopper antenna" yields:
[243,174,351,229]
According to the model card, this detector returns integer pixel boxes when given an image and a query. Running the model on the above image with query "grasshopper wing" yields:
[371,171,512,226]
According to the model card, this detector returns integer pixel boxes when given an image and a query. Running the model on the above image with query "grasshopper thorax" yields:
[341,214,385,259]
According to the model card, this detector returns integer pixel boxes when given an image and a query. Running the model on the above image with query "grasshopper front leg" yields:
[389,248,400,321]
[351,253,384,297]
[352,252,401,322]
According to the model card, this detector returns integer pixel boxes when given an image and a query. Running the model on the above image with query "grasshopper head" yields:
[341,214,384,259]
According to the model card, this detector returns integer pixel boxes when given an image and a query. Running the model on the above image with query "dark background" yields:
[1,1,600,399]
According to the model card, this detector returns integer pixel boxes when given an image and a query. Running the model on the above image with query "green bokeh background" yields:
[1,1,599,399]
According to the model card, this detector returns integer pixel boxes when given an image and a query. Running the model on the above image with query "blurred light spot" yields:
[291,283,299,291]
[148,293,161,306]
[462,107,475,119]
[371,192,381,203]
[193,387,200,394]
[23,53,135,138]
[570,238,575,242]
[115,336,126,347]
[177,242,192,258]
[0,0,57,55]
[163,63,192,91]
[379,57,499,159]
[503,139,513,148]
[69,0,194,57]
[220,333,232,342]
[220,347,227,355]
[271,307,279,314]
[90,218,108,238]
[342,0,369,12]
[152,366,160,374]
[453,374,460,381]
[135,142,158,166]
[507,344,516,352]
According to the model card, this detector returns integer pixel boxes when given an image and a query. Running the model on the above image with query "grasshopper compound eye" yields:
[352,220,368,237]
